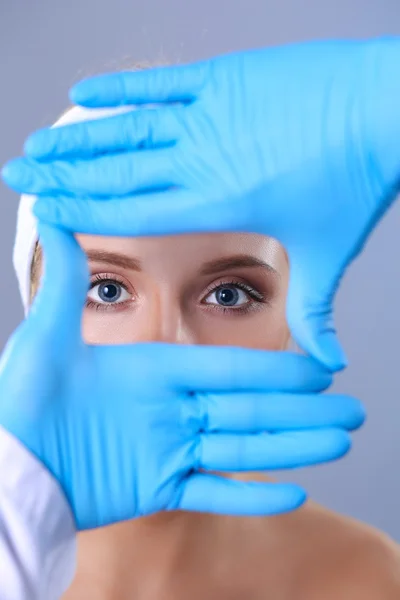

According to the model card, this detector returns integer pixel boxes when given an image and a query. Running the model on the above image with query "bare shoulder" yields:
[338,526,400,599]
[305,505,400,600]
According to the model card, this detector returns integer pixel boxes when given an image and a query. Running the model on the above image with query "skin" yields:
[32,231,400,599]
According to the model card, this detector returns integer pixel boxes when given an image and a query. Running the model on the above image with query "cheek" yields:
[193,306,290,351]
[82,310,141,345]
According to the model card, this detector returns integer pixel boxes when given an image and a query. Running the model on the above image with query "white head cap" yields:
[13,104,137,315]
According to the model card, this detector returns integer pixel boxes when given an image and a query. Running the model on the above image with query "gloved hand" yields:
[4,39,400,369]
[0,225,364,529]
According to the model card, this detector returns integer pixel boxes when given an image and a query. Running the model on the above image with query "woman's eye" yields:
[87,280,131,305]
[204,284,250,307]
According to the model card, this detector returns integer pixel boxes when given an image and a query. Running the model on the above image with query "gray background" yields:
[0,0,399,540]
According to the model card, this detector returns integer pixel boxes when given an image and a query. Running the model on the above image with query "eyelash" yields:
[202,279,267,315]
[85,275,267,314]
[86,273,132,312]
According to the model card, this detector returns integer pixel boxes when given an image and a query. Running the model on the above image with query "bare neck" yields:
[63,472,277,599]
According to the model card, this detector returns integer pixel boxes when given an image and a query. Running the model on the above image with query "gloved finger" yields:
[198,392,365,433]
[178,473,306,516]
[97,344,331,393]
[24,106,184,160]
[286,252,347,372]
[29,223,88,344]
[2,152,177,197]
[32,189,245,237]
[70,62,208,107]
[162,345,332,393]
[198,428,351,471]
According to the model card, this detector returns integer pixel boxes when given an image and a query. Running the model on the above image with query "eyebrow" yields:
[85,249,279,277]
[85,249,142,271]
[200,255,279,277]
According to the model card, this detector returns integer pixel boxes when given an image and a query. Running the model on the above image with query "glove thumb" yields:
[28,223,88,351]
[286,250,347,372]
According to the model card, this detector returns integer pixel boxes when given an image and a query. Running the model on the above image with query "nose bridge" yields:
[147,287,192,344]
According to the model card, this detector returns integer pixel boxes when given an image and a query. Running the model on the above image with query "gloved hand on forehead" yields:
[3,38,400,370]
[0,224,365,528]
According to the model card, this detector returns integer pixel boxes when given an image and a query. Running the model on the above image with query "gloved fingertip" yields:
[24,131,47,159]
[1,161,12,183]
[1,158,32,191]
[315,331,348,372]
[69,80,96,107]
[283,484,307,511]
[69,83,83,105]
[351,399,367,430]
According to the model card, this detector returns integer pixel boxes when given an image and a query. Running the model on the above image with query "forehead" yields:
[76,232,287,273]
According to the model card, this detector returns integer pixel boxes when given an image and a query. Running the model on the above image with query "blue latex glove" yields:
[0,225,364,529]
[4,39,400,369]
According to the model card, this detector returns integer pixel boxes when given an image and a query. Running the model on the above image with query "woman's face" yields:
[76,232,290,350]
